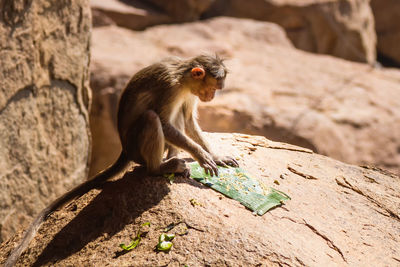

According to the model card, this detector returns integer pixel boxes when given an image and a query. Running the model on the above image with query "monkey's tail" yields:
[4,152,129,267]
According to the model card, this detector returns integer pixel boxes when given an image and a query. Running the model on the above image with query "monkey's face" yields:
[197,76,224,102]
[190,67,225,102]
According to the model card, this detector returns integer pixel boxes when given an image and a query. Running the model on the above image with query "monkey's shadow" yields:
[31,167,175,266]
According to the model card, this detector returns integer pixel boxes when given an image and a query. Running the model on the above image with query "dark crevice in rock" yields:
[377,52,400,68]
[279,216,346,262]
[0,85,34,114]
[335,176,400,222]
[1,0,33,27]
[287,165,319,180]
[302,219,347,263]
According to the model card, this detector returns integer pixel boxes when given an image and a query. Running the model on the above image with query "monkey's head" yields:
[186,55,227,102]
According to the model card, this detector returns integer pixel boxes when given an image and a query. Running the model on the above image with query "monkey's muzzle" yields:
[199,88,217,102]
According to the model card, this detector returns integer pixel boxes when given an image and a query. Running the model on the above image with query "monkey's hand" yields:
[197,151,219,177]
[213,155,239,168]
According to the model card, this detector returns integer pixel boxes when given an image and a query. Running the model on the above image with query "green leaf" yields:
[165,233,175,241]
[156,241,173,251]
[119,237,140,251]
[159,233,167,243]
[119,222,151,251]
[159,233,175,243]
[189,162,290,215]
[164,173,175,184]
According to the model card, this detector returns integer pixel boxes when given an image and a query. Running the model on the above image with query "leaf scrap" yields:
[119,222,151,251]
[156,233,175,252]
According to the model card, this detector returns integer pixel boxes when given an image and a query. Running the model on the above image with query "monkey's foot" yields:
[160,157,190,177]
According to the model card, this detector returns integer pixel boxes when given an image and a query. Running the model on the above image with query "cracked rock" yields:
[0,133,399,266]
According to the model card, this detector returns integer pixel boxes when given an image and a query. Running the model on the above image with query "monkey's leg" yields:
[166,144,179,159]
[137,110,188,175]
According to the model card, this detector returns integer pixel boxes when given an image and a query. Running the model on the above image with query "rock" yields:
[0,0,91,242]
[1,133,399,266]
[89,18,400,177]
[143,0,215,22]
[90,0,376,63]
[370,0,400,66]
[91,0,171,30]
[204,0,376,64]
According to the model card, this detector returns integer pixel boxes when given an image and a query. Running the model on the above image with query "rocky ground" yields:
[1,133,399,266]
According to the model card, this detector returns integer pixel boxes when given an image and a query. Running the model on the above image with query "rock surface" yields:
[1,133,399,266]
[204,0,376,64]
[91,0,215,29]
[370,0,400,66]
[91,0,171,29]
[89,17,400,178]
[90,0,376,64]
[144,0,215,22]
[0,0,91,242]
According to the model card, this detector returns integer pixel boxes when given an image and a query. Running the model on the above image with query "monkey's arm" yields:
[162,121,219,176]
[184,116,212,153]
[185,116,239,168]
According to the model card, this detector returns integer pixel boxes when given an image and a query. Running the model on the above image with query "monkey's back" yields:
[117,59,185,149]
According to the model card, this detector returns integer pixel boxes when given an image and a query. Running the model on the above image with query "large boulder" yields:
[89,17,400,178]
[370,0,400,66]
[0,0,91,242]
[1,133,399,266]
[204,0,376,64]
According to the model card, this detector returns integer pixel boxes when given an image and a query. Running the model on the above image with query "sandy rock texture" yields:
[90,0,376,64]
[0,0,91,242]
[89,17,400,177]
[370,0,400,66]
[1,133,399,266]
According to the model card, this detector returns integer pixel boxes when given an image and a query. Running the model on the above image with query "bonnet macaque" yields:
[5,54,238,266]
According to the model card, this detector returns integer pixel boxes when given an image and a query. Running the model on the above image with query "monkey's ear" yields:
[191,67,205,80]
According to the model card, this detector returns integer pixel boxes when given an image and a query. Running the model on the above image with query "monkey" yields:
[5,54,238,267]
[117,54,238,176]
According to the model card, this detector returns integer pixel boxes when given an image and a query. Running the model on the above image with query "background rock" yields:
[89,17,400,178]
[370,0,400,66]
[91,0,171,29]
[144,0,215,22]
[204,0,376,64]
[90,0,376,64]
[0,0,91,242]
[1,133,399,266]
